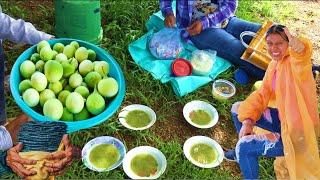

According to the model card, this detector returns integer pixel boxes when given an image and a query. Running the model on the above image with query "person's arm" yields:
[160,0,174,17]
[0,126,13,151]
[0,13,53,45]
[200,0,237,30]
[237,63,274,123]
[284,28,313,83]
[288,35,312,64]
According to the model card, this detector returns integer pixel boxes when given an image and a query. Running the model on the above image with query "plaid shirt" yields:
[160,0,237,29]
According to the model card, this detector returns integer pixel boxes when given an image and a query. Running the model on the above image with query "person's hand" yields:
[6,143,37,178]
[44,135,81,176]
[164,13,176,28]
[239,119,254,139]
[187,20,202,36]
[284,27,305,53]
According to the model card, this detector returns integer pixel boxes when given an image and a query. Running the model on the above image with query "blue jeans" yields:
[0,43,6,125]
[190,17,265,79]
[231,102,284,179]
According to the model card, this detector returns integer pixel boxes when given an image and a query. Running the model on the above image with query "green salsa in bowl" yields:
[183,100,219,129]
[118,104,156,130]
[183,136,224,168]
[82,136,126,172]
[123,146,167,179]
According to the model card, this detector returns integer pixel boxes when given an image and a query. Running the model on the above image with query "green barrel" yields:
[54,0,103,44]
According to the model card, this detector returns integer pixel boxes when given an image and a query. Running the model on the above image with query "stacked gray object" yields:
[18,121,67,152]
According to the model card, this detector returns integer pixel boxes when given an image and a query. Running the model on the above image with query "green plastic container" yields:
[54,0,103,44]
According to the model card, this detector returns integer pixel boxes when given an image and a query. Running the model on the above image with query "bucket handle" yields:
[240,31,269,57]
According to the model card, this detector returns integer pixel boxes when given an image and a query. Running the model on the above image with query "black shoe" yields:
[312,64,320,72]
[312,65,320,79]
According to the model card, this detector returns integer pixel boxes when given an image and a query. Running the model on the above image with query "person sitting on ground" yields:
[225,24,320,179]
[159,0,320,81]
[160,0,265,79]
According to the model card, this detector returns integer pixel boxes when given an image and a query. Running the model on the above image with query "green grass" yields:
[0,0,298,179]
[237,0,295,23]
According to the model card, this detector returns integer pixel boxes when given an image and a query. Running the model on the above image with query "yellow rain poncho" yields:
[237,36,320,179]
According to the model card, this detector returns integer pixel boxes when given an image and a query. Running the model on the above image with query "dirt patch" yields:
[150,113,241,174]
[151,116,202,143]
[282,1,320,99]
[284,1,320,65]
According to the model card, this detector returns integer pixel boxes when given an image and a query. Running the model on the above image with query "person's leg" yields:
[224,17,261,43]
[0,44,30,144]
[231,102,283,179]
[0,44,6,126]
[225,102,279,161]
[190,28,265,79]
[236,133,284,179]
[231,102,281,134]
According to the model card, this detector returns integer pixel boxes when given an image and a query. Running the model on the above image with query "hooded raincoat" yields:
[237,36,320,179]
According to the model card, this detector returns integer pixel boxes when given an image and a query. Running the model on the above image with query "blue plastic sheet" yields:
[128,10,231,97]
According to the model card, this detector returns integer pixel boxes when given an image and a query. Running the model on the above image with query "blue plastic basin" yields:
[10,38,126,133]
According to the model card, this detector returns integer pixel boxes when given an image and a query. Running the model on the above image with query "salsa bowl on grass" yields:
[118,104,156,130]
[10,38,126,133]
[123,146,167,179]
[183,136,224,168]
[183,100,218,129]
[212,79,236,100]
[82,136,126,172]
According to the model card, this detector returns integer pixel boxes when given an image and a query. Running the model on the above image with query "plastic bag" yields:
[149,28,184,59]
[190,50,216,76]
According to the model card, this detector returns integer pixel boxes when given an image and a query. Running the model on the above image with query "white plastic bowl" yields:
[123,146,167,179]
[183,100,219,129]
[82,136,126,172]
[212,79,236,100]
[183,136,224,168]
[118,104,156,130]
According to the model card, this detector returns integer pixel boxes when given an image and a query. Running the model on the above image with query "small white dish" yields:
[82,136,126,172]
[118,104,156,130]
[183,136,224,168]
[183,100,218,129]
[123,146,167,179]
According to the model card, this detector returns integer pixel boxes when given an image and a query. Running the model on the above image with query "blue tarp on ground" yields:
[128,9,231,97]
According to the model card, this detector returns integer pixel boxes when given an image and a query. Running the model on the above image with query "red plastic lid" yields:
[171,58,192,77]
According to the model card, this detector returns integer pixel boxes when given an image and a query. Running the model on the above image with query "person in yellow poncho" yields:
[224,24,320,179]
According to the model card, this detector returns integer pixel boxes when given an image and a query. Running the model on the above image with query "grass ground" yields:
[0,0,304,179]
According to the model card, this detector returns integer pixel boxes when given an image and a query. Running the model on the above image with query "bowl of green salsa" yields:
[118,104,156,130]
[82,136,126,172]
[183,100,219,129]
[183,136,224,168]
[123,146,167,179]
